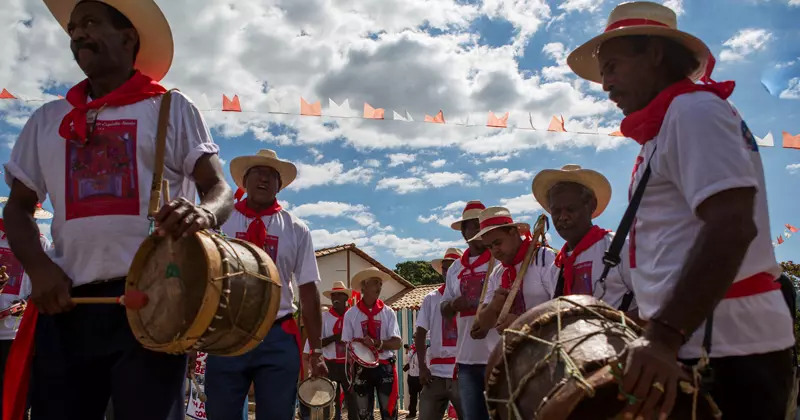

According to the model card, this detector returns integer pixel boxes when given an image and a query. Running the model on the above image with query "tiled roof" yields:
[314,243,415,289]
[386,284,442,310]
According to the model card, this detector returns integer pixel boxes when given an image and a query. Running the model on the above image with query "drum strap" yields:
[147,89,180,222]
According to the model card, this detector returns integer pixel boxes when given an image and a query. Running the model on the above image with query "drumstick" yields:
[497,215,548,326]
[161,180,182,278]
[71,290,149,310]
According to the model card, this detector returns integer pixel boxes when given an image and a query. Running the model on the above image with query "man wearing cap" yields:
[342,267,402,420]
[439,200,498,420]
[472,207,559,336]
[206,149,326,419]
[567,2,795,419]
[412,249,464,419]
[3,1,233,419]
[532,165,638,318]
[319,281,358,420]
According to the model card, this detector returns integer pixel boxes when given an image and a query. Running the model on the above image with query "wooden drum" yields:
[485,295,721,420]
[126,231,281,356]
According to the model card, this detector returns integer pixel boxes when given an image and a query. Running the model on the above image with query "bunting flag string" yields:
[773,224,799,248]
[1,88,799,145]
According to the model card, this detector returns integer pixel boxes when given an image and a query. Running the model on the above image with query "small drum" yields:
[126,231,282,356]
[348,341,379,368]
[485,295,721,420]
[298,377,336,420]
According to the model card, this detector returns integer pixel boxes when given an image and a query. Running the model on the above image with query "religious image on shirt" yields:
[0,248,25,296]
[508,290,526,316]
[441,315,458,347]
[64,120,140,220]
[459,272,485,317]
[571,261,594,296]
[360,319,382,339]
[235,233,279,263]
[335,341,346,359]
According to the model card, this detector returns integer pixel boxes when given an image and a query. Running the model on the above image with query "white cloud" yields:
[662,0,685,15]
[499,193,544,215]
[790,0,800,6]
[376,171,476,194]
[38,223,51,240]
[779,78,800,100]
[541,42,572,82]
[719,28,773,62]
[291,201,378,228]
[290,160,374,190]
[309,148,324,162]
[787,163,800,174]
[557,0,605,13]
[368,233,463,259]
[418,200,468,228]
[387,153,416,167]
[310,229,370,249]
[364,159,382,168]
[429,159,447,168]
[480,168,534,184]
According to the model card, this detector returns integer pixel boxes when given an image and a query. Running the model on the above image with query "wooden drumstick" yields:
[496,215,548,327]
[71,290,149,310]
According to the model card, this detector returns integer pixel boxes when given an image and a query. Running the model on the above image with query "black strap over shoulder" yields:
[618,291,634,312]
[553,267,565,299]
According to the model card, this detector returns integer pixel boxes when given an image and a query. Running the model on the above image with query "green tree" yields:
[394,261,443,286]
[781,261,800,365]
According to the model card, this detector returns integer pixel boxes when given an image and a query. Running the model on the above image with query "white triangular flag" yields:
[528,112,536,130]
[756,131,774,147]
[393,111,408,122]
[327,99,354,117]
[404,110,414,122]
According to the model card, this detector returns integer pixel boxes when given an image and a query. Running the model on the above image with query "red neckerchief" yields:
[58,71,167,146]
[437,284,446,295]
[501,238,532,289]
[329,307,347,336]
[0,219,5,240]
[356,299,384,339]
[554,226,610,295]
[458,249,491,278]
[621,78,735,144]
[233,199,282,248]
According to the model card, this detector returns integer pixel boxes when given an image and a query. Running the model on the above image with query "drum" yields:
[298,377,336,420]
[126,230,282,356]
[485,295,721,420]
[348,340,379,368]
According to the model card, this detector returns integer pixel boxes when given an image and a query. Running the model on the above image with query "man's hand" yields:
[495,313,518,334]
[331,333,342,343]
[155,198,214,239]
[362,336,377,349]
[310,353,329,377]
[419,365,433,386]
[488,288,509,313]
[187,351,198,378]
[450,296,470,313]
[27,262,74,315]
[619,335,685,420]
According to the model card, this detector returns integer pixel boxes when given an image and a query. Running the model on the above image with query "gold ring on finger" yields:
[652,382,665,393]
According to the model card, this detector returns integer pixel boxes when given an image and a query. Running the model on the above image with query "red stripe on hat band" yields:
[479,216,514,230]
[605,18,670,32]
[332,288,347,291]
[444,253,461,260]
[464,202,485,212]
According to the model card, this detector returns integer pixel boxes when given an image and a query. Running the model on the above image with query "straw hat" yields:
[44,0,174,82]
[567,1,710,84]
[450,200,487,231]
[350,267,392,292]
[229,149,298,192]
[0,198,53,220]
[468,207,530,242]
[532,164,612,219]
[430,248,463,275]
[322,281,353,300]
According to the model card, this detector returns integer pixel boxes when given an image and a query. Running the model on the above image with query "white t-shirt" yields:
[484,247,560,316]
[0,233,51,340]
[442,252,499,365]
[220,208,321,319]
[3,92,219,287]
[341,302,401,361]
[416,289,458,378]
[557,232,637,311]
[407,349,420,377]
[629,91,794,359]
[320,309,348,362]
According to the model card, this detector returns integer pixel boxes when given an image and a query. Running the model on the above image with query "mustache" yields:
[72,41,99,54]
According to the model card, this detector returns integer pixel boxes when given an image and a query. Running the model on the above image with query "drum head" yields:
[350,341,378,366]
[298,378,335,407]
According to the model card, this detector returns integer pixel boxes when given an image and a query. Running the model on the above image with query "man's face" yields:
[244,165,281,205]
[68,2,138,78]
[549,183,595,242]
[481,227,521,265]
[462,219,484,247]
[442,260,455,279]
[330,292,348,310]
[598,37,658,116]
[361,277,382,300]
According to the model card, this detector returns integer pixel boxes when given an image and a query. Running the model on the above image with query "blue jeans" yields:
[205,320,300,420]
[457,364,489,420]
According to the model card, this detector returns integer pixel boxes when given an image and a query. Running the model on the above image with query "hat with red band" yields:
[567,1,712,84]
[430,247,463,275]
[450,200,487,231]
[0,198,53,220]
[322,281,353,300]
[468,207,530,242]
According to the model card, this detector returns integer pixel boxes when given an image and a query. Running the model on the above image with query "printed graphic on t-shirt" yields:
[459,272,485,317]
[235,232,279,263]
[571,261,594,295]
[64,120,140,220]
[508,288,526,316]
[0,248,25,296]
[441,315,458,347]
[360,319,383,339]
[335,341,346,359]
[741,120,758,152]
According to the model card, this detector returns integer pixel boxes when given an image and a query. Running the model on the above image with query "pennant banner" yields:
[773,224,799,247]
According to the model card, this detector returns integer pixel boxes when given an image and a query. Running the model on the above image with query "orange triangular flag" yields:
[57,95,65,99]
[787,224,798,233]
[363,103,385,119]
[222,94,241,112]
[300,98,322,116]
[424,110,445,124]
[0,89,16,100]
[777,235,784,245]
[609,130,624,137]
[547,115,566,132]
[486,111,509,128]
[782,131,800,149]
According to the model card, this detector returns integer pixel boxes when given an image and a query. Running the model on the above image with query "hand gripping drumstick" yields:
[71,291,150,310]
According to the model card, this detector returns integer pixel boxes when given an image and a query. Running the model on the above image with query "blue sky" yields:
[0,0,798,269]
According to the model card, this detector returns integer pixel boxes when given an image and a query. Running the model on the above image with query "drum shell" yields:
[348,341,379,368]
[126,231,281,356]
[298,377,336,420]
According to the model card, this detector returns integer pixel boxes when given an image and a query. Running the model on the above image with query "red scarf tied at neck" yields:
[233,199,282,249]
[554,226,610,296]
[329,307,347,336]
[500,237,532,289]
[458,249,491,279]
[58,71,168,146]
[620,78,735,144]
[356,299,384,340]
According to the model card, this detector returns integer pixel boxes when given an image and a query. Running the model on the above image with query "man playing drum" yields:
[2,0,234,419]
[440,200,498,420]
[341,267,402,420]
[472,207,559,336]
[413,248,465,419]
[319,281,359,420]
[206,149,327,420]
[531,165,638,319]
[567,2,795,419]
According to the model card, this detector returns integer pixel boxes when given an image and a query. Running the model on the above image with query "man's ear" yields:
[646,38,666,68]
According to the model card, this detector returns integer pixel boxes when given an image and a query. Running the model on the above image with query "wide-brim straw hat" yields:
[532,164,612,219]
[0,198,53,220]
[450,200,487,231]
[468,207,530,242]
[567,1,710,84]
[323,281,353,300]
[44,0,174,82]
[350,267,392,292]
[430,248,463,275]
[230,149,298,192]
